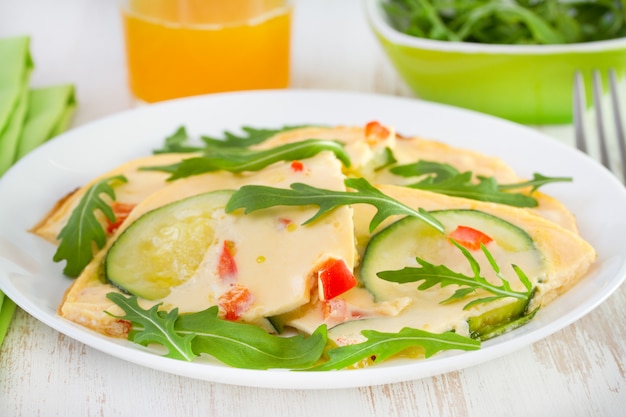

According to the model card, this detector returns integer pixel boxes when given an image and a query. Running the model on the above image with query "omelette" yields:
[31,121,596,365]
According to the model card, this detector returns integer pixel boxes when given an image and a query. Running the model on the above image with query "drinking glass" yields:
[120,0,292,103]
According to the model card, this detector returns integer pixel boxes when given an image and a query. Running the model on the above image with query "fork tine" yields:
[573,71,587,153]
[592,70,611,169]
[608,69,626,182]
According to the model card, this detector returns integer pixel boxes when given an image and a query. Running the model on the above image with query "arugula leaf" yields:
[176,307,327,370]
[308,327,480,371]
[389,160,571,207]
[152,126,203,154]
[143,139,351,180]
[106,293,196,361]
[151,125,313,154]
[498,172,573,193]
[225,177,444,233]
[201,125,313,149]
[53,175,127,277]
[377,240,534,310]
[106,293,328,369]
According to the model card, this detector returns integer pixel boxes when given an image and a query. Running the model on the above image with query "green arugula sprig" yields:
[309,327,481,371]
[143,139,351,181]
[153,125,313,154]
[378,240,534,310]
[226,177,444,233]
[106,293,480,370]
[53,175,127,277]
[106,293,327,369]
[390,160,571,207]
[382,0,626,44]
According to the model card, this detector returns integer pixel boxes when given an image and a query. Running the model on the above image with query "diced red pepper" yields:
[217,240,237,281]
[218,285,253,321]
[290,160,304,172]
[449,225,493,251]
[317,258,357,301]
[364,121,390,143]
[106,202,136,234]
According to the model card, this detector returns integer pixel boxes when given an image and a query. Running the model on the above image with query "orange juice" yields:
[121,0,292,103]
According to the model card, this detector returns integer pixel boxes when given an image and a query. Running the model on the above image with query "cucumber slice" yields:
[468,295,537,340]
[358,209,544,338]
[105,190,233,300]
[360,209,541,302]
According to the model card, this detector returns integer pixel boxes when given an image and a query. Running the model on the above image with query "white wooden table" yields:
[1,1,624,416]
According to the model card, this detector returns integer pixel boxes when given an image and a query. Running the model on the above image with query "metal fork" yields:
[573,69,626,183]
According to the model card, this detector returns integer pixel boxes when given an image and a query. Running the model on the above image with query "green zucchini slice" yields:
[358,209,544,338]
[104,190,233,300]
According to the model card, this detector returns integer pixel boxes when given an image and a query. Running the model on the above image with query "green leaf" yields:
[390,160,571,207]
[106,293,328,369]
[498,172,572,193]
[381,0,626,44]
[308,327,480,371]
[377,240,534,310]
[176,308,327,370]
[225,177,444,233]
[106,293,196,361]
[53,175,127,277]
[143,139,351,180]
[201,125,313,149]
[152,126,204,154]
[151,125,314,154]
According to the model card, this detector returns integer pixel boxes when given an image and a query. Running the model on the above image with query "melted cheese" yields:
[60,152,355,332]
[51,124,595,347]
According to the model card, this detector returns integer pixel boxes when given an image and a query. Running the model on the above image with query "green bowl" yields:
[365,0,626,125]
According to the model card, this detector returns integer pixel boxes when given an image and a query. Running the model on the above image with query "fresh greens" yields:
[152,125,313,153]
[390,160,571,207]
[143,139,351,180]
[106,293,328,368]
[108,293,196,360]
[309,327,481,371]
[499,173,572,192]
[382,0,626,44]
[106,293,480,370]
[176,307,327,370]
[53,175,127,277]
[226,177,445,233]
[377,240,534,310]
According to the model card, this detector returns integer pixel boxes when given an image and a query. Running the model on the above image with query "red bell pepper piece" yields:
[317,258,357,301]
[449,225,493,251]
[290,160,304,172]
[218,285,253,321]
[364,121,390,142]
[217,240,237,281]
[106,202,136,234]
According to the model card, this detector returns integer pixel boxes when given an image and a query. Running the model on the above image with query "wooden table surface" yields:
[1,1,624,416]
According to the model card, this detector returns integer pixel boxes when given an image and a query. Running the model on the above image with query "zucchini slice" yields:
[357,209,544,338]
[104,190,233,300]
[360,209,541,301]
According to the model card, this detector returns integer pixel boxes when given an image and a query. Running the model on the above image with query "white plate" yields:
[1,90,625,389]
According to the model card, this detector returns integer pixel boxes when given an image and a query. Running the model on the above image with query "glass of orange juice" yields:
[119,0,292,103]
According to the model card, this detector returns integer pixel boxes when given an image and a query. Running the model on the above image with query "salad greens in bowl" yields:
[365,0,626,124]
